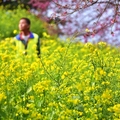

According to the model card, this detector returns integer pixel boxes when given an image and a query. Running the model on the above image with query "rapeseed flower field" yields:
[0,38,120,120]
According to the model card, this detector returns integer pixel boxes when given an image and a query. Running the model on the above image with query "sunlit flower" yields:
[43,32,50,38]
[85,28,90,32]
[13,30,17,34]
[0,92,6,102]
[112,104,120,114]
[61,71,68,79]
[102,89,112,100]
[22,108,29,114]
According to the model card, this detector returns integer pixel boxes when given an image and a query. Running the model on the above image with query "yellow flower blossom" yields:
[112,104,120,114]
[0,92,6,102]
[102,89,112,100]
[22,108,29,114]
[43,32,50,38]
[13,30,17,34]
[61,71,68,79]
[99,68,106,76]
[85,28,90,32]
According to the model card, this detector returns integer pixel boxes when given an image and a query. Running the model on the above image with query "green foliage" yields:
[0,5,47,40]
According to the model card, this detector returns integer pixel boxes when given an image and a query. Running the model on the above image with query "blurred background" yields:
[0,0,120,46]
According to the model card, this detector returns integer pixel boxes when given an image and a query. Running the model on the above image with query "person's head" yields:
[19,18,31,31]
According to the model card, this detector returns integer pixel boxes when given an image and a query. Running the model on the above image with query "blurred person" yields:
[14,17,40,57]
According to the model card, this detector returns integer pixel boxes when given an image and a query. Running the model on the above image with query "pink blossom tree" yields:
[29,0,120,46]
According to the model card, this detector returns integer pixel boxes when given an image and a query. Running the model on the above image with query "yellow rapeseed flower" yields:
[22,108,29,114]
[102,89,112,100]
[85,28,90,32]
[13,30,17,34]
[43,32,50,38]
[112,104,120,114]
[98,41,107,47]
[61,71,68,79]
[99,68,106,76]
[0,92,6,102]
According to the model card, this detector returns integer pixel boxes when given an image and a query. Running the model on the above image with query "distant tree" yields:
[0,0,30,9]
[29,0,120,46]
